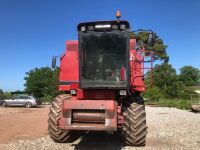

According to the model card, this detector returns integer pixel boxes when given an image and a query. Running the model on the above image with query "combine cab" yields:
[48,12,154,146]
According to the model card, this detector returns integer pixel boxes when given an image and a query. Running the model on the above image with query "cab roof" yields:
[77,20,130,31]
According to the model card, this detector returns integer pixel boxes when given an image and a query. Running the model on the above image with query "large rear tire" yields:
[48,94,70,143]
[122,97,147,146]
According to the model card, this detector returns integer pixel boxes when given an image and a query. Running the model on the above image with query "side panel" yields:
[129,39,145,92]
[59,41,79,91]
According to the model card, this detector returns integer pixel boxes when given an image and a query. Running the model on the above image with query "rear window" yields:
[79,31,129,88]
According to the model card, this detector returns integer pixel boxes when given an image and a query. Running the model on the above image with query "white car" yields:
[0,95,40,108]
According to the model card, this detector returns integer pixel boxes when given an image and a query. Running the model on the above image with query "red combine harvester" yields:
[49,12,154,146]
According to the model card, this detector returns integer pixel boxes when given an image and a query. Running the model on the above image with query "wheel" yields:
[25,102,32,108]
[48,94,70,143]
[122,97,147,146]
[1,101,7,107]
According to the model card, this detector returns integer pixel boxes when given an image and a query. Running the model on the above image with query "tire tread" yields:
[122,98,147,146]
[48,94,70,143]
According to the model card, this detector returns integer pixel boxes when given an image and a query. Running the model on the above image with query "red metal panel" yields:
[77,89,84,99]
[59,100,117,131]
[59,85,70,91]
[66,40,78,51]
[130,39,136,50]
[63,100,115,110]
[130,39,145,91]
[130,49,145,92]
[70,83,79,90]
[59,40,79,91]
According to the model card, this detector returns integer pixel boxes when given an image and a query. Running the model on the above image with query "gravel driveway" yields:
[1,106,200,150]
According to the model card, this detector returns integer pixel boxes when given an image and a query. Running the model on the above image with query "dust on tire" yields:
[48,94,71,143]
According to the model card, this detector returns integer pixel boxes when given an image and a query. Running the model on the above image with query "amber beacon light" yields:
[116,10,121,19]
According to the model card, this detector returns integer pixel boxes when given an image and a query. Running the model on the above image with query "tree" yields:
[164,81,184,99]
[144,63,179,99]
[154,63,177,90]
[150,63,188,99]
[130,31,168,62]
[144,86,163,101]
[0,89,4,100]
[3,92,12,99]
[180,66,200,86]
[0,90,12,100]
[24,67,60,98]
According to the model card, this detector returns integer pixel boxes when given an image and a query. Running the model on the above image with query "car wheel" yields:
[25,102,32,108]
[1,102,7,107]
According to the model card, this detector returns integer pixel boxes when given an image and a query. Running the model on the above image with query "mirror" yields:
[52,56,56,68]
[147,32,156,45]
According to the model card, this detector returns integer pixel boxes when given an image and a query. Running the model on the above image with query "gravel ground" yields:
[1,106,200,150]
[0,107,29,116]
[0,106,48,145]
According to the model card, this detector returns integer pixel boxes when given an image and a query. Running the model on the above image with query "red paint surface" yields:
[63,99,115,110]
[59,99,117,131]
[59,40,79,87]
[59,39,150,92]
[57,38,153,131]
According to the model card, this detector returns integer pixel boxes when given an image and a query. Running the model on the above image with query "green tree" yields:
[0,90,12,99]
[0,89,4,100]
[3,92,12,99]
[154,63,177,90]
[130,31,168,61]
[164,81,184,99]
[144,86,163,101]
[151,63,188,99]
[180,87,195,99]
[24,67,60,98]
[180,66,200,86]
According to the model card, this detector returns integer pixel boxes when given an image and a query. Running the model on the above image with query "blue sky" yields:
[0,0,200,91]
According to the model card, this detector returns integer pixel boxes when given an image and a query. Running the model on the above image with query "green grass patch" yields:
[40,95,54,103]
[145,98,199,110]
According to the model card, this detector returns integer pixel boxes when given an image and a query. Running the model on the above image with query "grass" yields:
[40,96,54,103]
[145,98,200,110]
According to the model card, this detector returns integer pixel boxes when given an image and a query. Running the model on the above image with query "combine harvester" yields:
[49,11,154,146]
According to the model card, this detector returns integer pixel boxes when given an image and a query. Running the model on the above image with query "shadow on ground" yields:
[70,131,123,150]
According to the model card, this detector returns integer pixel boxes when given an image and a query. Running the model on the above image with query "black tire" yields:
[25,102,32,108]
[1,101,7,107]
[122,99,147,146]
[48,94,70,143]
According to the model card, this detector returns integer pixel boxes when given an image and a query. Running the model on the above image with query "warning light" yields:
[116,10,121,19]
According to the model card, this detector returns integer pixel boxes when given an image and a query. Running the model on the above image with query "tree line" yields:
[144,64,200,100]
